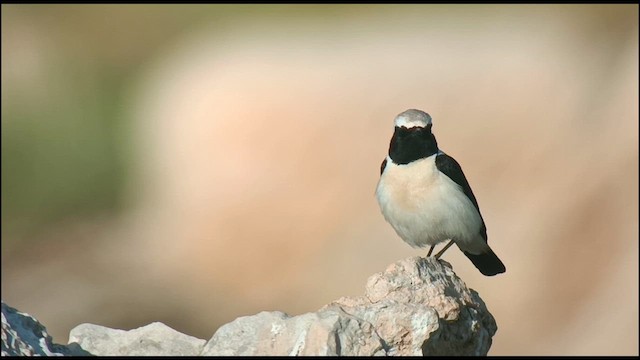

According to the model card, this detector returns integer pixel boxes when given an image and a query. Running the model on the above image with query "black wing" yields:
[435,152,488,241]
[380,158,387,175]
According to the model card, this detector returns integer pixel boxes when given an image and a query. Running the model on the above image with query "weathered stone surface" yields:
[330,256,497,356]
[201,309,386,356]
[68,322,206,356]
[202,256,497,356]
[1,301,91,356]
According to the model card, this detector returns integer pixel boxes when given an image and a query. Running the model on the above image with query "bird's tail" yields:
[463,247,506,276]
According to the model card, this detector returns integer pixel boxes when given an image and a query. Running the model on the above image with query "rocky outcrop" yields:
[201,256,496,356]
[2,256,498,356]
[69,322,206,356]
[1,301,91,356]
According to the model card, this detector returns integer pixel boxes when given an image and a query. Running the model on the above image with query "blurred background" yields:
[1,4,638,355]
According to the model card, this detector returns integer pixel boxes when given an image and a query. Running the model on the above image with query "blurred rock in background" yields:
[2,4,638,355]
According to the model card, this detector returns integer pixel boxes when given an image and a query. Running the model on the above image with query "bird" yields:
[375,109,505,276]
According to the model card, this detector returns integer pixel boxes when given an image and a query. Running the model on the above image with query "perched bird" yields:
[375,109,505,276]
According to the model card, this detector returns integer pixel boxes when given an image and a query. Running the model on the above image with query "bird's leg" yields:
[434,240,455,259]
[427,245,435,257]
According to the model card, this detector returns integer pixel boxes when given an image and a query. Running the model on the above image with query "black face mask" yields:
[389,125,438,165]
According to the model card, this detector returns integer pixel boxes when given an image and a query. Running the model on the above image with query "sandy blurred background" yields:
[1,4,638,355]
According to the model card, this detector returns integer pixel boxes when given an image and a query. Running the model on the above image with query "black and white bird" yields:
[375,109,506,276]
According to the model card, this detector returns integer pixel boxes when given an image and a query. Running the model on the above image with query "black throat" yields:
[388,124,439,165]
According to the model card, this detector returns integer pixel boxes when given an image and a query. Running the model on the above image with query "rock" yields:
[1,301,92,356]
[68,322,206,356]
[202,256,497,356]
[330,256,497,356]
[201,309,386,356]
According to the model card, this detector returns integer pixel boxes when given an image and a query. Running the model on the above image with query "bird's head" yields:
[388,109,438,164]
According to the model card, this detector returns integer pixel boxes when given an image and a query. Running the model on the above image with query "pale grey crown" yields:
[394,109,432,128]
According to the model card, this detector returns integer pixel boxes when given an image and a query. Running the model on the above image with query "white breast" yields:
[375,155,485,251]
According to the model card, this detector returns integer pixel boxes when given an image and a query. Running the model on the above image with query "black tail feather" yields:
[463,248,506,276]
